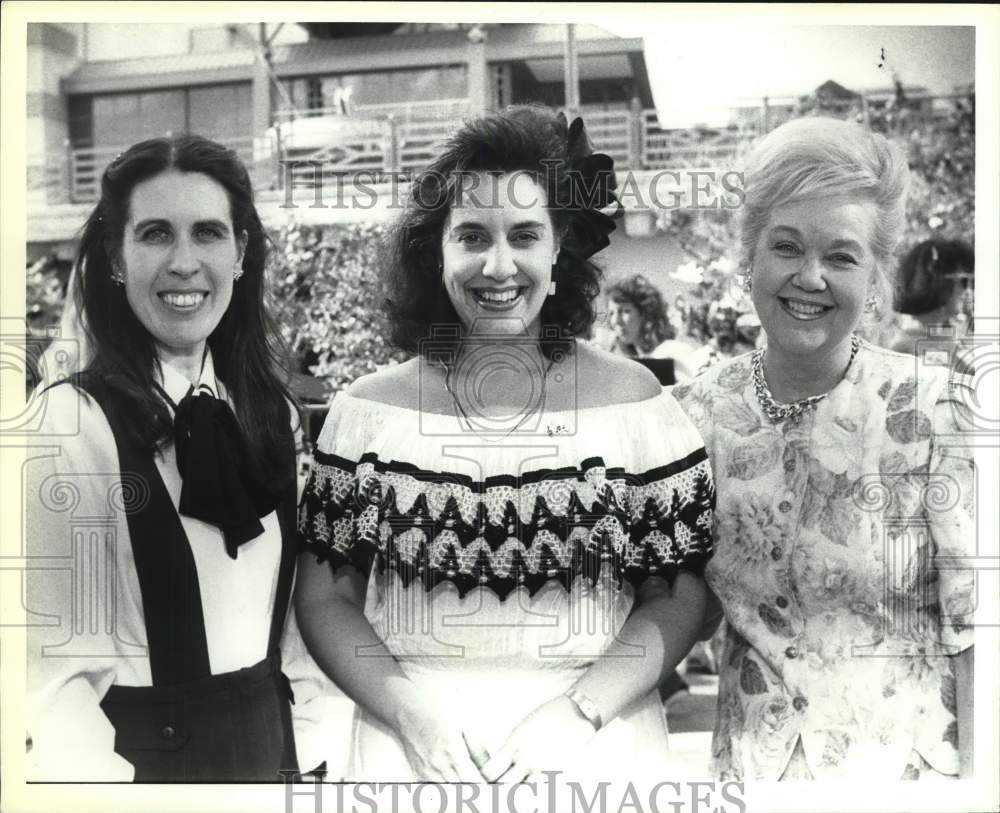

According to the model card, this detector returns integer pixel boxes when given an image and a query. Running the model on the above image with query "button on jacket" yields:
[674,341,975,781]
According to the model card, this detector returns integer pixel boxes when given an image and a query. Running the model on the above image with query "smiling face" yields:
[441,171,560,337]
[751,195,877,363]
[608,299,642,348]
[120,170,246,366]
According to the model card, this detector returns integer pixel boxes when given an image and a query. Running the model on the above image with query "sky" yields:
[603,23,975,127]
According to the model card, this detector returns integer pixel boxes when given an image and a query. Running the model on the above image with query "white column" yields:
[466,26,490,114]
[563,24,580,116]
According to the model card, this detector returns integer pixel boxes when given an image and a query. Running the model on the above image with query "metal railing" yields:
[275,97,472,125]
[29,93,973,206]
[30,135,257,205]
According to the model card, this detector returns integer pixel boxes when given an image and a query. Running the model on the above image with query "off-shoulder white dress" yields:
[298,391,714,782]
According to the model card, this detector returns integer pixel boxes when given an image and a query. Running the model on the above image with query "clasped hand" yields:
[394,705,489,782]
[478,695,599,784]
[396,695,597,783]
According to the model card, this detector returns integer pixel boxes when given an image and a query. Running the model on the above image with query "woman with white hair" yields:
[674,117,975,781]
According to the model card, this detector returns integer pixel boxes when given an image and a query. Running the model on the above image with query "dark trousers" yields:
[100,654,297,782]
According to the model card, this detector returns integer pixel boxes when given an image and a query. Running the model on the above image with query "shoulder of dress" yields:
[345,360,420,406]
[33,380,105,430]
[859,338,918,364]
[313,378,414,458]
[29,381,118,464]
[856,340,950,398]
[690,350,754,389]
[653,389,711,452]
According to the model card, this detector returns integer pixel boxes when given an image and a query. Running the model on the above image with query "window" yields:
[85,85,249,148]
[189,84,252,141]
[91,90,184,147]
[279,66,468,118]
[306,78,324,112]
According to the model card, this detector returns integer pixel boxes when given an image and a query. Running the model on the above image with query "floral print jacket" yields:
[673,340,976,781]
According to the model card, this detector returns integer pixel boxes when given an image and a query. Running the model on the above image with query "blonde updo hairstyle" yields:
[740,117,910,312]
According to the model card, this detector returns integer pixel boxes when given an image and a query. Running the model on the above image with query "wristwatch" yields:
[564,687,603,731]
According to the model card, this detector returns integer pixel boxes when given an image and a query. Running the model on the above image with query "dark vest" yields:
[70,375,299,782]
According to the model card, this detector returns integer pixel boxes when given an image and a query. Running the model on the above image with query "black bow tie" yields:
[172,387,282,559]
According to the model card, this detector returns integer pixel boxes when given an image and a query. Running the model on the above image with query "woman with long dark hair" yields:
[25,136,302,781]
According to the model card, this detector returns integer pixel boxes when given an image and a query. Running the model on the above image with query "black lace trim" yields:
[298,451,714,600]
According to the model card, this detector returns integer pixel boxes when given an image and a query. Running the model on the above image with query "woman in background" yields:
[890,237,974,364]
[675,117,975,781]
[605,274,697,384]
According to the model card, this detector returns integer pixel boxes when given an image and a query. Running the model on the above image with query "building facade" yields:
[27,22,668,255]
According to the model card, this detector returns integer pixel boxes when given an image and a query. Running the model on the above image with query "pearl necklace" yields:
[751,334,861,424]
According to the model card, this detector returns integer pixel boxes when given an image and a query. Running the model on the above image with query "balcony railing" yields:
[27,93,972,207]
[275,97,472,126]
[28,135,258,208]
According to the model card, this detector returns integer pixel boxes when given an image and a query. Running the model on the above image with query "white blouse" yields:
[23,353,321,780]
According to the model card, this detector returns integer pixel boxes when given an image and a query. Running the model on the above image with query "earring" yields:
[110,259,125,286]
[547,261,559,296]
[233,265,244,282]
[741,267,753,293]
[864,294,879,313]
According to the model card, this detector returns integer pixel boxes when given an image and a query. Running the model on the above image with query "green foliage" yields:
[653,94,976,343]
[896,98,975,245]
[267,222,408,395]
[26,254,70,332]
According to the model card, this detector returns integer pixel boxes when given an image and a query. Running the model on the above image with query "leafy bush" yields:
[267,222,408,395]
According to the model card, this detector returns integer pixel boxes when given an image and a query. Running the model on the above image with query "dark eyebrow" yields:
[132,218,231,233]
[450,220,486,233]
[451,219,548,230]
[132,218,170,232]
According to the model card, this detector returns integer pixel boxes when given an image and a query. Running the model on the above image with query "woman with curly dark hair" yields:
[25,136,306,782]
[604,274,697,384]
[607,275,675,354]
[296,105,715,784]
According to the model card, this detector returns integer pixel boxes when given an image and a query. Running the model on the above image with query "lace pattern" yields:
[299,450,714,599]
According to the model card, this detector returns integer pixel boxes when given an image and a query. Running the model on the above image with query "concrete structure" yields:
[27,22,665,258]
[50,23,651,152]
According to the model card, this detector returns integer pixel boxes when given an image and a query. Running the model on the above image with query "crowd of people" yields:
[23,103,976,788]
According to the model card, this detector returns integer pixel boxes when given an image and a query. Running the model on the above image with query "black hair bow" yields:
[173,388,283,559]
[559,114,624,261]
